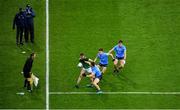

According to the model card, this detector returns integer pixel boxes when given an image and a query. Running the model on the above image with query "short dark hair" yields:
[98,48,103,51]
[80,53,84,56]
[118,40,123,43]
[91,62,95,66]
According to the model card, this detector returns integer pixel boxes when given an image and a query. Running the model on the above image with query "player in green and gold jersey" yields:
[75,53,93,88]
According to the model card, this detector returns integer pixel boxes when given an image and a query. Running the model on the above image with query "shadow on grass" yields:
[115,71,138,89]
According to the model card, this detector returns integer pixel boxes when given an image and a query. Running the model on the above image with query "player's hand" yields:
[112,59,115,61]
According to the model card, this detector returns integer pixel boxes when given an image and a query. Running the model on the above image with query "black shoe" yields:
[75,85,79,88]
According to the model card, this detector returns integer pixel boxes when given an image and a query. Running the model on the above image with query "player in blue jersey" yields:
[86,62,103,94]
[94,48,114,74]
[109,40,126,73]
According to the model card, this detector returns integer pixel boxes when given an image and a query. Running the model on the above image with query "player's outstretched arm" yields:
[94,56,97,62]
[109,53,115,60]
[88,58,94,62]
[85,61,91,65]
[13,15,17,30]
[108,48,114,54]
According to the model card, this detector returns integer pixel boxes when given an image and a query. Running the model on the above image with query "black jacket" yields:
[13,11,26,28]
[23,57,33,74]
[25,7,35,25]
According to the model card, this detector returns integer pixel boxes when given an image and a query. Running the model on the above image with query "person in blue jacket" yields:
[13,8,26,45]
[24,4,35,43]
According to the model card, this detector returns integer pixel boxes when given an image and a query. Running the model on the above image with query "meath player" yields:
[86,62,103,94]
[109,40,126,73]
[75,53,93,88]
[94,48,114,74]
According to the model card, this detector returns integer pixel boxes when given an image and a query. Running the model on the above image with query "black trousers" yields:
[25,23,34,43]
[23,73,32,90]
[16,26,24,44]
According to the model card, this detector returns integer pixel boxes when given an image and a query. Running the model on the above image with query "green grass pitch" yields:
[1,0,180,109]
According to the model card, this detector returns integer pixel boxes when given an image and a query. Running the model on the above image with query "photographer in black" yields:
[23,53,36,92]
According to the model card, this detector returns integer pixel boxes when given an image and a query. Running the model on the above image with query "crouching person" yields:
[22,53,36,92]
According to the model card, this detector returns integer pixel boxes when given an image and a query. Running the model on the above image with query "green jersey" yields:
[79,57,90,69]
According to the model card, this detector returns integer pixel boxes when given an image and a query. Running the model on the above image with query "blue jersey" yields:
[113,45,126,58]
[97,52,109,65]
[25,7,35,25]
[91,66,102,77]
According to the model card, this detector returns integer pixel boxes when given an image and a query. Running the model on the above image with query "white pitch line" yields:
[46,0,49,109]
[49,91,180,95]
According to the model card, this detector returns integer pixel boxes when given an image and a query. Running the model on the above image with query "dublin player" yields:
[86,62,103,94]
[109,40,126,73]
[94,48,114,74]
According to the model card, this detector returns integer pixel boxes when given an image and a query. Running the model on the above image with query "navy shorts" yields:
[95,75,102,80]
[116,56,124,60]
[99,63,108,67]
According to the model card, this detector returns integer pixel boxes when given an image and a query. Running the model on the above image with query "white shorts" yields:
[82,67,92,73]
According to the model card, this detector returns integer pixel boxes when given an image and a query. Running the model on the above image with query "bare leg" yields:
[119,60,125,70]
[113,59,119,72]
[92,78,100,91]
[76,69,85,86]
[101,67,107,74]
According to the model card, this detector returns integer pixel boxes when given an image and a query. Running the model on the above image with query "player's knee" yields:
[114,62,117,65]
[93,82,97,86]
[121,60,125,65]
[115,59,119,63]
